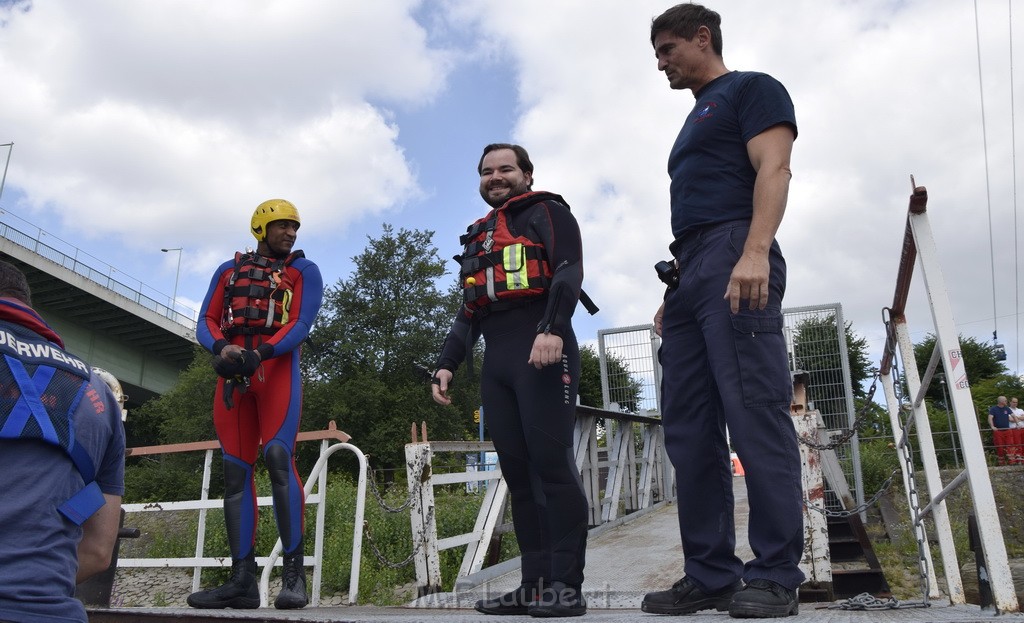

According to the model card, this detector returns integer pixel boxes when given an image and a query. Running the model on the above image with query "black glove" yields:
[237,350,261,378]
[212,353,245,378]
[223,376,251,409]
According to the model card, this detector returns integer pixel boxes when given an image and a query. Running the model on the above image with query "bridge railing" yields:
[118,421,365,606]
[404,404,673,594]
[0,208,198,329]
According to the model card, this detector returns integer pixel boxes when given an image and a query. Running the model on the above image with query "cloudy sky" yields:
[1,0,1022,382]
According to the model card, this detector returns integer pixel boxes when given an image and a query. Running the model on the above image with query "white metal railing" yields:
[118,421,366,606]
[405,405,673,593]
[878,181,1018,613]
[0,208,198,328]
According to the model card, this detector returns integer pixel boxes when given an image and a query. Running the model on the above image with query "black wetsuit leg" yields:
[479,302,588,588]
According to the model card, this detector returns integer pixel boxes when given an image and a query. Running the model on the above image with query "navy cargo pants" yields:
[660,220,805,592]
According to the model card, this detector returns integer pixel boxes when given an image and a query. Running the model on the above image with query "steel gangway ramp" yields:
[86,478,1014,623]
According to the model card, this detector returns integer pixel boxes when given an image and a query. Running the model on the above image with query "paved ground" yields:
[88,477,1022,621]
[88,601,1024,622]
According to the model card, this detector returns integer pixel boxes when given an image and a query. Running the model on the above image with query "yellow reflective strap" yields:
[503,244,529,290]
[281,289,292,324]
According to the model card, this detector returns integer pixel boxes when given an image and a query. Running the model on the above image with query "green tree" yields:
[913,333,1007,406]
[899,334,1017,467]
[578,344,645,412]
[302,225,479,470]
[790,315,872,430]
[123,347,220,502]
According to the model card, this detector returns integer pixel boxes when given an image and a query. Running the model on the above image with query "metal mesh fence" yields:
[596,325,661,415]
[597,303,862,512]
[783,303,862,511]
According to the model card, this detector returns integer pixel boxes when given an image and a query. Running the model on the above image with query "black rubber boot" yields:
[274,551,308,609]
[186,553,259,609]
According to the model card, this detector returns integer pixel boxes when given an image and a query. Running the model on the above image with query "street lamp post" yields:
[0,142,13,205]
[161,247,182,314]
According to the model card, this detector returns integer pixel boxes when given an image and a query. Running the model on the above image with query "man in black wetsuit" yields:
[432,143,588,618]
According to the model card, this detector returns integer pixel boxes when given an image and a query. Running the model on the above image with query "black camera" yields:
[655,259,679,289]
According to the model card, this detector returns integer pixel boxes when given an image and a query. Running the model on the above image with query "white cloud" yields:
[0,0,448,256]
[2,0,1022,377]
[448,0,1024,370]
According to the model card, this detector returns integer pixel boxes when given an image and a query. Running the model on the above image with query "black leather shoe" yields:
[528,581,586,618]
[728,579,799,618]
[641,576,742,615]
[475,583,538,615]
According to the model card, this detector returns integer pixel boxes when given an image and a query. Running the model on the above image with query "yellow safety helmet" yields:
[251,199,301,241]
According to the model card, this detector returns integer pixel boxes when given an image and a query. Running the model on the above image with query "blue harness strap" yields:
[0,345,103,526]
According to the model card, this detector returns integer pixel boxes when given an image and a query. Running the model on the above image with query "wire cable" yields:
[974,0,999,353]
[1009,0,1020,372]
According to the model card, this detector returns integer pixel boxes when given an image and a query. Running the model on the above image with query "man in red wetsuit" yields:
[190,199,323,610]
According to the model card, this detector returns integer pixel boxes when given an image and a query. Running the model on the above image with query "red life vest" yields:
[221,250,303,337]
[457,192,556,314]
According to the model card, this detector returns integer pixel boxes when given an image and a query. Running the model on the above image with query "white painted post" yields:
[795,407,831,588]
[310,439,329,606]
[893,316,964,604]
[637,426,657,508]
[910,208,1017,612]
[192,449,214,593]
[406,442,441,593]
[461,476,509,577]
[881,370,941,599]
[601,422,629,522]
[624,423,639,512]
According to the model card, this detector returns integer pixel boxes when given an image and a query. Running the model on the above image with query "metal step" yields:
[825,515,891,599]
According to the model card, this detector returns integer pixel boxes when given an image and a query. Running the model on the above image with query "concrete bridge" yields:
[0,213,197,409]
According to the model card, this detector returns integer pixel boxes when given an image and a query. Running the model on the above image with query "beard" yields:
[480,179,532,208]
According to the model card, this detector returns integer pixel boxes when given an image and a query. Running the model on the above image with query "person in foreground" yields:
[642,3,803,618]
[189,199,323,610]
[0,259,125,623]
[432,144,589,617]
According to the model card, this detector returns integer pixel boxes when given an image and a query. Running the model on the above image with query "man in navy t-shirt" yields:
[988,396,1014,465]
[643,4,803,619]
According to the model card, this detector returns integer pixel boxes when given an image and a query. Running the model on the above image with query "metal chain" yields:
[886,318,933,606]
[366,460,420,513]
[804,466,900,519]
[361,506,433,569]
[797,372,880,451]
[826,591,928,610]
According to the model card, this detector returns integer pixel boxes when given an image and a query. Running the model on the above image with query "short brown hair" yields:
[651,3,723,56]
[0,259,31,304]
[477,143,534,178]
